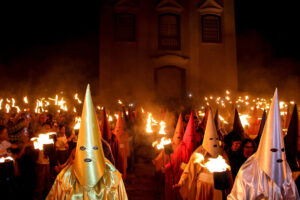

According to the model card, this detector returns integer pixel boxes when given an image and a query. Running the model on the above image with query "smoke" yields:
[237,31,300,102]
[0,33,99,99]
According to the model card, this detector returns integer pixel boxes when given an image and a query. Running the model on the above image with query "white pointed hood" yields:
[202,108,221,158]
[256,89,288,186]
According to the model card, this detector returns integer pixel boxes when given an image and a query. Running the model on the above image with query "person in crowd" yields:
[240,139,256,163]
[55,125,69,168]
[0,125,18,156]
[227,135,243,179]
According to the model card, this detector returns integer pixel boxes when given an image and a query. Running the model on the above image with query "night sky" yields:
[0,1,299,97]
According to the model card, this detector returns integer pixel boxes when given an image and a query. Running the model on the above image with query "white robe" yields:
[228,155,300,200]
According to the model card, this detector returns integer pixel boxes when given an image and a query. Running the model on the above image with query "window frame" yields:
[201,14,222,43]
[158,13,181,50]
[114,13,136,42]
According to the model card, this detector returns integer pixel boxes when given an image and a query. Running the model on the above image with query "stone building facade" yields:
[99,0,237,103]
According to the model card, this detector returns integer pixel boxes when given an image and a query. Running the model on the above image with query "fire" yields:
[74,117,81,130]
[0,156,14,163]
[74,93,82,104]
[114,114,119,119]
[194,153,230,173]
[146,113,153,133]
[31,132,56,150]
[12,98,15,107]
[240,114,251,128]
[108,115,113,122]
[0,99,3,110]
[159,121,166,135]
[73,107,77,113]
[5,104,10,113]
[218,115,228,124]
[152,137,171,150]
[23,96,28,104]
[201,155,231,173]
[118,100,123,105]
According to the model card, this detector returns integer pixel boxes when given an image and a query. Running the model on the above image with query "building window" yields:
[159,14,180,50]
[115,13,136,42]
[202,15,221,43]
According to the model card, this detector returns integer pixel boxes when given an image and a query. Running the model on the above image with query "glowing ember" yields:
[118,100,123,105]
[108,115,113,122]
[31,132,56,150]
[152,137,171,150]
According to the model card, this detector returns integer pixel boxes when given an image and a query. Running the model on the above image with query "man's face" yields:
[232,141,242,152]
[243,142,255,158]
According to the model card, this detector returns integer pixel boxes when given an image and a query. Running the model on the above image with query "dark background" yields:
[0,1,299,100]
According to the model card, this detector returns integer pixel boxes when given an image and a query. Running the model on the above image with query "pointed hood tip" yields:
[202,108,221,157]
[256,89,288,186]
[73,85,106,187]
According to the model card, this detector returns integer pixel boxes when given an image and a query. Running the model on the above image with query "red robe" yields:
[101,109,125,176]
[165,112,198,200]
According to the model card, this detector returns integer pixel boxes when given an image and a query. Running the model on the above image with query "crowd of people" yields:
[0,87,299,199]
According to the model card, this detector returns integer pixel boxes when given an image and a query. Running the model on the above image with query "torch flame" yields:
[30,132,56,150]
[201,155,231,173]
[74,93,82,104]
[146,113,154,133]
[5,104,10,113]
[0,156,14,163]
[74,117,81,130]
[0,99,3,110]
[194,153,230,173]
[23,96,28,104]
[159,121,166,135]
[152,137,171,150]
[240,114,251,128]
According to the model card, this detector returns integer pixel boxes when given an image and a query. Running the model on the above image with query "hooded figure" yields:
[177,108,232,200]
[114,112,130,179]
[254,109,267,147]
[46,85,128,200]
[285,104,299,171]
[101,109,124,176]
[164,112,198,200]
[153,114,183,172]
[224,108,246,151]
[172,114,185,150]
[228,89,299,200]
[248,106,260,135]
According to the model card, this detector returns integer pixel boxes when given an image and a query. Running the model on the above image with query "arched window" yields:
[158,14,180,50]
[115,13,136,42]
[202,15,221,43]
